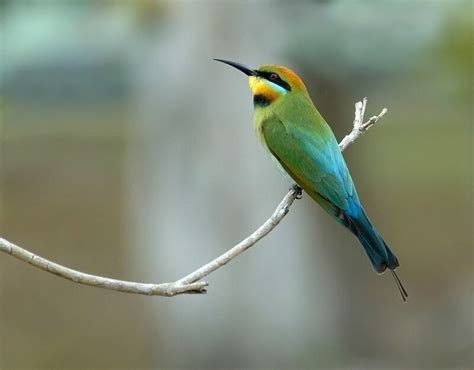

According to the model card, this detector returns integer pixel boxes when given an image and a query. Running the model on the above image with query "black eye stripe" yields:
[257,71,292,91]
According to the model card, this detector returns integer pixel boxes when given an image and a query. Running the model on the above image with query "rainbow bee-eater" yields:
[215,59,407,301]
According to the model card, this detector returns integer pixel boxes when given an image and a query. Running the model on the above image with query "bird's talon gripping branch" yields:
[290,184,303,199]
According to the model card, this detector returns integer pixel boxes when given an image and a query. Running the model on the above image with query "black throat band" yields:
[253,94,271,107]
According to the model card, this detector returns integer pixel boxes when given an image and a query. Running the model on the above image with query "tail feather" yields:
[391,270,408,302]
[347,208,408,301]
[349,210,398,272]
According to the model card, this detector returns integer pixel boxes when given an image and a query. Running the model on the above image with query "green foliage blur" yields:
[0,1,472,368]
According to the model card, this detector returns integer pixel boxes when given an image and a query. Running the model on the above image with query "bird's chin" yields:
[248,77,280,102]
[248,76,260,95]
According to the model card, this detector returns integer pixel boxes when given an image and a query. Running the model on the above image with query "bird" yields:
[215,58,408,301]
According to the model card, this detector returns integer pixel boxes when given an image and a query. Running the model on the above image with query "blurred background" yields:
[0,0,472,368]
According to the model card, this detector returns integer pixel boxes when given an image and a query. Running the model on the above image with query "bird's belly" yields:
[270,154,294,182]
[254,121,294,183]
[254,119,266,147]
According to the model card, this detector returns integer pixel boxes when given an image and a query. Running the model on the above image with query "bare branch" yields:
[339,97,388,151]
[0,237,208,296]
[0,98,387,297]
[176,186,301,285]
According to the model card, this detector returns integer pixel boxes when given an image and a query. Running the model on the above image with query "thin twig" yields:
[0,98,387,297]
[339,97,387,151]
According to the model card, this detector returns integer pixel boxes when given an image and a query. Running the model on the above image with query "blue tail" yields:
[344,204,408,301]
[350,210,399,273]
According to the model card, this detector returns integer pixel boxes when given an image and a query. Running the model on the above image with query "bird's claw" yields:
[290,184,303,199]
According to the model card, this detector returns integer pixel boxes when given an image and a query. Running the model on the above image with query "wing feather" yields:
[262,117,357,213]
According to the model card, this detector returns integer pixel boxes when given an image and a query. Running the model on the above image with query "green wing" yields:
[262,117,357,216]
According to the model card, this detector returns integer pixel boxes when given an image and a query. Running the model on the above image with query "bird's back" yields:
[256,92,401,274]
[255,91,358,211]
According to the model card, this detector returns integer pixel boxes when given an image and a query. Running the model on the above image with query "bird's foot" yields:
[290,184,303,199]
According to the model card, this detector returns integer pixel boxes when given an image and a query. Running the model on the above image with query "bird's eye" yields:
[269,73,278,81]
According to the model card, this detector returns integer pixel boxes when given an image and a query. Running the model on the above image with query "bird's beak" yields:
[214,59,257,76]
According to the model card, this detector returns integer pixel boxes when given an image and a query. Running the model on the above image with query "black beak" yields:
[214,58,257,76]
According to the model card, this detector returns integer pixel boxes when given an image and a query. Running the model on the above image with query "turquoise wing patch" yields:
[262,117,357,211]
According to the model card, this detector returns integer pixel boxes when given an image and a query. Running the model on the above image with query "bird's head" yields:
[215,59,308,107]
